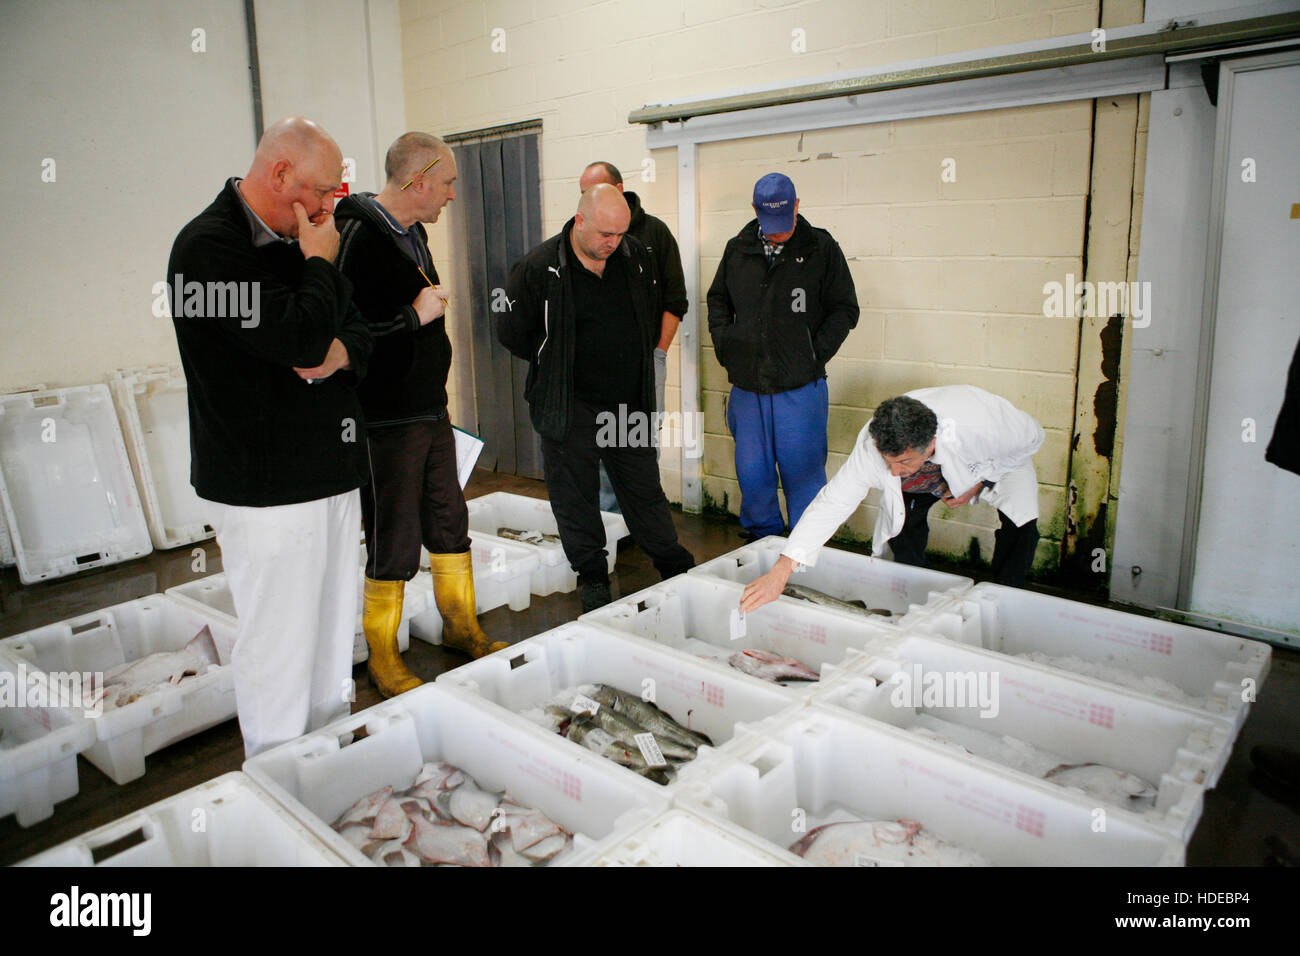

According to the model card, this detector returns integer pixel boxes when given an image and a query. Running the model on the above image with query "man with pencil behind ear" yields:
[335,132,508,696]
[168,116,372,758]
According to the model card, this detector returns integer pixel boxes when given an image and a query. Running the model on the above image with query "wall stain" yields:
[1094,313,1124,457]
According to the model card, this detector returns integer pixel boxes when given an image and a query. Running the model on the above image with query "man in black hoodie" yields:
[334,133,508,695]
[499,185,695,611]
[167,116,372,758]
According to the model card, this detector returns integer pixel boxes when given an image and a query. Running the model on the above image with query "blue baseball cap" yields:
[752,173,797,235]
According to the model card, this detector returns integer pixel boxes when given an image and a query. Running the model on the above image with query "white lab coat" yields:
[783,385,1044,566]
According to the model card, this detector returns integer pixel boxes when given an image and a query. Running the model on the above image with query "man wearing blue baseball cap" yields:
[707,172,860,540]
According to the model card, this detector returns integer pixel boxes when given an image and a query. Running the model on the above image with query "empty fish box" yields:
[0,595,239,785]
[0,385,153,583]
[579,575,897,696]
[691,535,972,626]
[242,682,669,867]
[0,648,98,827]
[465,491,629,595]
[0,384,46,569]
[580,807,797,867]
[812,636,1225,842]
[107,365,215,551]
[18,772,348,866]
[908,584,1272,732]
[673,708,1185,866]
[435,622,796,791]
[165,570,425,665]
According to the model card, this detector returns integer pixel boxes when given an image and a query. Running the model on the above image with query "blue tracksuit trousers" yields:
[726,378,829,537]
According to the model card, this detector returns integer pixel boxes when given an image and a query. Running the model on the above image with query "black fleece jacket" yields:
[167,179,372,506]
[706,215,859,394]
[498,220,660,441]
[624,191,688,322]
[334,193,451,425]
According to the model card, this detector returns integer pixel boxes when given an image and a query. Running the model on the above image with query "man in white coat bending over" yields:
[740,386,1044,611]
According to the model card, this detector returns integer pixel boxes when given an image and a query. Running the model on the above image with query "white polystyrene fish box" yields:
[465,491,629,595]
[582,808,798,867]
[435,622,795,792]
[404,536,539,644]
[242,682,669,867]
[579,575,897,697]
[0,384,45,568]
[907,584,1272,732]
[812,635,1227,843]
[18,772,349,866]
[0,648,98,827]
[0,385,153,583]
[690,535,973,626]
[106,365,215,551]
[673,708,1185,866]
[0,498,15,568]
[0,595,238,785]
[165,570,425,665]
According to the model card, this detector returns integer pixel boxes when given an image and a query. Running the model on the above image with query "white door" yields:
[1187,57,1300,636]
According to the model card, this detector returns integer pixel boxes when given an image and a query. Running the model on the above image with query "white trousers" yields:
[204,490,360,759]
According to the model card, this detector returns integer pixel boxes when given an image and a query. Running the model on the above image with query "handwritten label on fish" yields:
[570,694,600,715]
[729,608,747,641]
[634,732,668,768]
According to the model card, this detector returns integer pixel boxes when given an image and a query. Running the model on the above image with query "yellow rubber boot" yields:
[363,577,422,698]
[428,551,510,658]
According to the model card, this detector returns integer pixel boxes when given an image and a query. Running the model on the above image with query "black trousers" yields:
[361,416,471,581]
[541,400,694,583]
[890,492,1039,587]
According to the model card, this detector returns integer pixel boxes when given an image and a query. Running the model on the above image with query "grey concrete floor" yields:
[1,470,1296,866]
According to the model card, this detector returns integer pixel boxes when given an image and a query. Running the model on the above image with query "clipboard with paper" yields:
[452,426,484,488]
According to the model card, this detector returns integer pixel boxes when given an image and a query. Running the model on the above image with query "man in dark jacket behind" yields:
[579,161,689,513]
[498,184,695,611]
[335,132,508,698]
[707,172,860,539]
[167,116,372,758]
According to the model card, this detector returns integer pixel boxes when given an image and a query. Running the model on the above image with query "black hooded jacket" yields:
[624,191,688,321]
[498,220,661,441]
[334,192,451,425]
[706,215,859,394]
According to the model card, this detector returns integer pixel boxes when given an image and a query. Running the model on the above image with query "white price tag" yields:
[729,607,747,641]
[634,732,668,768]
[570,694,600,715]
[853,853,905,867]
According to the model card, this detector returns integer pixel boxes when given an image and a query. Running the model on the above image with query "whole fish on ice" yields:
[790,820,992,867]
[728,649,820,683]
[497,527,561,545]
[85,625,221,710]
[1044,762,1158,805]
[591,684,713,750]
[782,584,893,618]
[581,702,698,762]
[565,711,673,785]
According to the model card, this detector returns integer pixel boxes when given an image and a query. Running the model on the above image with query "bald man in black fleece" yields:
[168,116,372,758]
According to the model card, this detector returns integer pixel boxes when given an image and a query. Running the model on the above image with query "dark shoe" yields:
[1250,745,1300,796]
[579,579,612,613]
